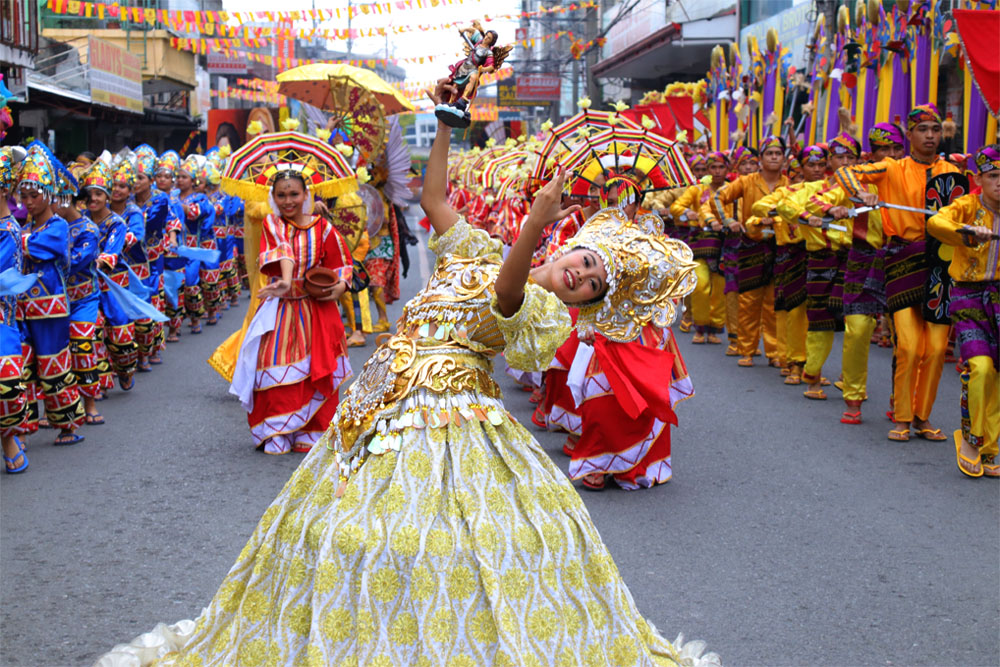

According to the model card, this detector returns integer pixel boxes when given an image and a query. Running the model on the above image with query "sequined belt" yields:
[338,334,500,453]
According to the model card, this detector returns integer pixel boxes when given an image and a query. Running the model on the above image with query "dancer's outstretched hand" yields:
[258,278,291,299]
[526,170,581,230]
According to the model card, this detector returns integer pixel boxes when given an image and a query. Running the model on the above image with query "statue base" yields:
[435,104,471,129]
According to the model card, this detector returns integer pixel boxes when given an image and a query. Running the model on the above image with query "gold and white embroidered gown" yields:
[100,219,717,667]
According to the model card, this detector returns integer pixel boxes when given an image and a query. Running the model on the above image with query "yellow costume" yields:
[704,172,790,362]
[671,184,725,339]
[835,157,959,428]
[927,193,1000,470]
[112,219,707,665]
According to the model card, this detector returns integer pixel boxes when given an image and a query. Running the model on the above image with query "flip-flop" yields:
[166,335,180,343]
[737,357,754,367]
[530,406,547,430]
[190,325,202,335]
[4,448,28,473]
[581,474,606,491]
[840,410,862,425]
[119,375,135,392]
[888,426,911,442]
[981,454,1000,478]
[84,413,105,425]
[37,418,53,429]
[149,355,163,365]
[803,389,827,400]
[954,430,983,478]
[562,437,578,457]
[137,362,152,373]
[916,427,947,442]
[54,433,85,446]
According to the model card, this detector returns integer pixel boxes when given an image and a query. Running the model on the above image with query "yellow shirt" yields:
[926,194,1000,283]
[670,184,715,228]
[745,183,809,246]
[834,155,959,242]
[705,172,790,225]
[773,180,852,252]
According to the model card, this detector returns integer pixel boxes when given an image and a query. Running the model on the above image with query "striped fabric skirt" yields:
[805,248,847,332]
[722,235,741,293]
[774,244,807,312]
[736,237,774,293]
[688,230,723,274]
[843,242,886,316]
[884,238,926,313]
[950,281,1000,368]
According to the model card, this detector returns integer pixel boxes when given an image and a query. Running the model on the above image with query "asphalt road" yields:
[1,217,997,666]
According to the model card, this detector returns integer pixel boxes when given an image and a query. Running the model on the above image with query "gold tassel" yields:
[942,112,957,139]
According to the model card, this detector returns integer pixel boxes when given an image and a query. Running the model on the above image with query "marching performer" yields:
[1,146,28,471]
[16,145,85,444]
[834,104,960,441]
[927,145,1000,478]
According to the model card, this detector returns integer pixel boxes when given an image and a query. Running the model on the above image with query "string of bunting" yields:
[44,0,597,33]
[170,30,568,68]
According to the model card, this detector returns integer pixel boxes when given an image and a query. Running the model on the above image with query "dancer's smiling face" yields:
[546,247,608,305]
[272,174,307,219]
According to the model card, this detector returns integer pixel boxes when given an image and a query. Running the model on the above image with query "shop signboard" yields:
[206,51,248,74]
[515,73,561,101]
[88,36,143,113]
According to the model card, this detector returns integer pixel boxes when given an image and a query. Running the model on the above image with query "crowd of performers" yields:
[439,102,998,486]
[0,142,249,474]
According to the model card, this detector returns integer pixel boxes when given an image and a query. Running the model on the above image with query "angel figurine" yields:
[435,21,513,128]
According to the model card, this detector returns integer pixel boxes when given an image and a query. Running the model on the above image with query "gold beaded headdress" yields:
[557,207,698,342]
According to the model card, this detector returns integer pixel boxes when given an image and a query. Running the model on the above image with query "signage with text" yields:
[88,36,142,113]
[515,73,561,101]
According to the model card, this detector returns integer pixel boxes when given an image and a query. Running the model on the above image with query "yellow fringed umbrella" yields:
[276,64,415,117]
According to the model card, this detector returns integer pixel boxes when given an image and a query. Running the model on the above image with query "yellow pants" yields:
[783,303,808,365]
[691,260,726,331]
[962,356,1000,456]
[841,314,876,402]
[726,291,739,342]
[803,330,834,382]
[737,283,778,358]
[892,306,950,423]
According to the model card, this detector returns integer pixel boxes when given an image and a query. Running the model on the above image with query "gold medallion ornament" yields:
[558,207,699,342]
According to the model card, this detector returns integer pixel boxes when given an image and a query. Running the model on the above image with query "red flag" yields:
[954,9,1000,116]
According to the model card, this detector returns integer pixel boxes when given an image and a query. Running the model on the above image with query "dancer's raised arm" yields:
[419,79,461,236]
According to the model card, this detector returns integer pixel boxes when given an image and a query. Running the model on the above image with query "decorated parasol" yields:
[531,109,643,185]
[480,150,529,191]
[220,130,357,202]
[558,126,696,196]
[276,64,414,116]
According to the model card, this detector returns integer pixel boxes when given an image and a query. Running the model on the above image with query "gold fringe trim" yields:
[221,175,358,202]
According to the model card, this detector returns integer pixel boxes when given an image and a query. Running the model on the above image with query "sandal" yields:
[819,377,831,386]
[119,374,135,392]
[149,353,163,365]
[137,360,152,373]
[38,417,53,429]
[84,413,105,425]
[54,432,85,446]
[678,320,692,333]
[292,444,311,454]
[581,473,606,491]
[206,316,218,326]
[725,343,740,356]
[562,436,578,457]
[4,448,28,473]
[981,454,999,478]
[840,410,862,425]
[888,425,911,442]
[530,405,547,430]
[707,334,722,344]
[691,333,706,344]
[954,430,983,478]
[803,389,827,400]
[915,426,947,442]
[737,356,754,367]
[784,374,802,385]
[528,388,544,404]
[190,324,202,334]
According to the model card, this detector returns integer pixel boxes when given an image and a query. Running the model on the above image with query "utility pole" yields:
[584,2,599,103]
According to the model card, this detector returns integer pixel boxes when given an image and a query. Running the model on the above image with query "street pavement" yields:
[1,217,997,666]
